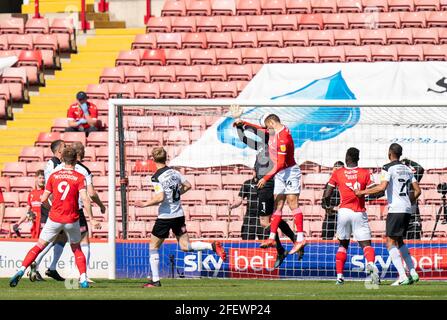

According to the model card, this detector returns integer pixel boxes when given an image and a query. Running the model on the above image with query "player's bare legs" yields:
[260,195,285,248]
[287,194,306,255]
[31,232,67,282]
[387,236,417,285]
[178,233,227,261]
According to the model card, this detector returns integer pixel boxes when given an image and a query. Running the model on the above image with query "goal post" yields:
[106,99,447,280]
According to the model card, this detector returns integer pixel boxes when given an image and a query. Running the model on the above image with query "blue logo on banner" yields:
[217,71,360,148]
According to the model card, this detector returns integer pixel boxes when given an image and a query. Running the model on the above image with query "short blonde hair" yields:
[152,147,167,164]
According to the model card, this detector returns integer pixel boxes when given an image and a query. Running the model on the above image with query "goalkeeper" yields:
[233,114,300,267]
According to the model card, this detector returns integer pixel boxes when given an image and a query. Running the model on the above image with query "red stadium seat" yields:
[247,15,273,32]
[86,131,108,147]
[182,32,207,49]
[206,190,234,205]
[149,65,176,82]
[0,34,8,50]
[257,31,283,47]
[286,0,312,13]
[124,66,151,83]
[134,82,160,98]
[418,205,436,221]
[231,31,258,48]
[369,221,386,238]
[197,16,222,32]
[133,206,159,221]
[0,18,25,34]
[33,34,60,69]
[108,83,135,99]
[146,17,172,33]
[211,0,236,15]
[182,190,207,205]
[185,81,212,98]
[3,207,26,222]
[302,205,325,221]
[125,146,149,161]
[371,45,398,61]
[397,44,424,61]
[195,174,223,190]
[337,0,362,12]
[427,11,447,28]
[164,130,191,145]
[344,45,372,61]
[283,30,309,46]
[362,0,388,11]
[187,0,212,16]
[412,28,439,45]
[82,162,105,176]
[161,0,187,16]
[2,192,19,207]
[141,49,166,66]
[216,48,242,64]
[348,12,377,29]
[25,17,49,34]
[137,131,164,146]
[8,34,33,50]
[267,46,293,62]
[226,64,253,81]
[386,28,413,44]
[132,160,157,175]
[388,0,414,12]
[377,12,401,28]
[49,18,75,52]
[222,175,252,190]
[172,16,197,33]
[164,49,191,66]
[262,0,287,14]
[86,83,109,100]
[303,173,330,189]
[0,177,10,192]
[83,147,96,161]
[242,47,268,63]
[35,132,61,147]
[422,44,447,61]
[323,13,349,29]
[132,33,157,50]
[334,29,360,45]
[189,205,218,221]
[190,48,217,65]
[308,29,334,46]
[116,49,142,66]
[292,46,319,62]
[185,220,201,238]
[311,0,337,13]
[272,14,299,31]
[236,0,262,15]
[62,131,86,145]
[153,115,180,131]
[127,116,154,131]
[200,221,228,238]
[206,32,232,48]
[400,11,427,28]
[299,13,324,29]
[9,176,35,192]
[19,146,44,162]
[414,0,440,11]
[175,65,202,81]
[318,46,345,62]
[100,66,125,84]
[210,81,238,98]
[229,220,243,237]
[360,28,387,45]
[26,162,46,176]
[222,16,248,32]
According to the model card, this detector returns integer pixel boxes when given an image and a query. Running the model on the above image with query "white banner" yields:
[0,56,18,75]
[0,241,110,278]
[171,62,447,169]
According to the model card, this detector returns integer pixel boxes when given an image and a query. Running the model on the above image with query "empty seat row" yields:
[87,80,248,99]
[0,68,30,102]
[0,51,46,86]
[148,11,447,33]
[0,17,75,52]
[101,64,261,84]
[160,0,447,17]
[119,44,447,69]
[136,28,447,50]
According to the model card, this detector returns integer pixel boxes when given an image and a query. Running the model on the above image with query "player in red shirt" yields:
[13,170,45,239]
[322,147,379,285]
[235,114,305,255]
[9,147,97,289]
[65,91,99,136]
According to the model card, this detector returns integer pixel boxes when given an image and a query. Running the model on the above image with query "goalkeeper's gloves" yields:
[13,224,21,238]
[76,118,88,126]
[26,211,36,221]
[321,197,332,210]
[80,102,90,116]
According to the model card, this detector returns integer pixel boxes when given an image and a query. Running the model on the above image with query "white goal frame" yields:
[106,99,444,279]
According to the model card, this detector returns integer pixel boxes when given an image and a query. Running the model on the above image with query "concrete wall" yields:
[105,0,164,28]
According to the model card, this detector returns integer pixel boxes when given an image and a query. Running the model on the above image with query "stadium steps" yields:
[0,28,142,170]
[22,0,95,14]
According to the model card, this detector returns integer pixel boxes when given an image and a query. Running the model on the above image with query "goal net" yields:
[105,100,447,281]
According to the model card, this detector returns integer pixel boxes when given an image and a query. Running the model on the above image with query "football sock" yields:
[363,246,375,264]
[399,244,415,272]
[336,247,347,277]
[293,208,304,242]
[189,241,213,251]
[275,233,285,255]
[389,246,407,280]
[21,243,45,269]
[49,242,65,271]
[72,244,87,276]
[278,220,296,242]
[81,243,91,269]
[149,249,160,282]
[269,211,282,240]
[34,241,54,267]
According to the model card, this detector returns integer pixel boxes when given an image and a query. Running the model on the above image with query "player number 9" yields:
[58,181,70,201]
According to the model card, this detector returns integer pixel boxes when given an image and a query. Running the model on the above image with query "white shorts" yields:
[336,208,372,241]
[273,164,301,195]
[39,218,82,244]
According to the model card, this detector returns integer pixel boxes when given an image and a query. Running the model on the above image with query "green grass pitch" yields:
[1,278,447,300]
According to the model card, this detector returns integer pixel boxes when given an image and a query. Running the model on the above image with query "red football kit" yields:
[240,121,296,181]
[328,167,375,212]
[28,189,45,238]
[45,168,86,224]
